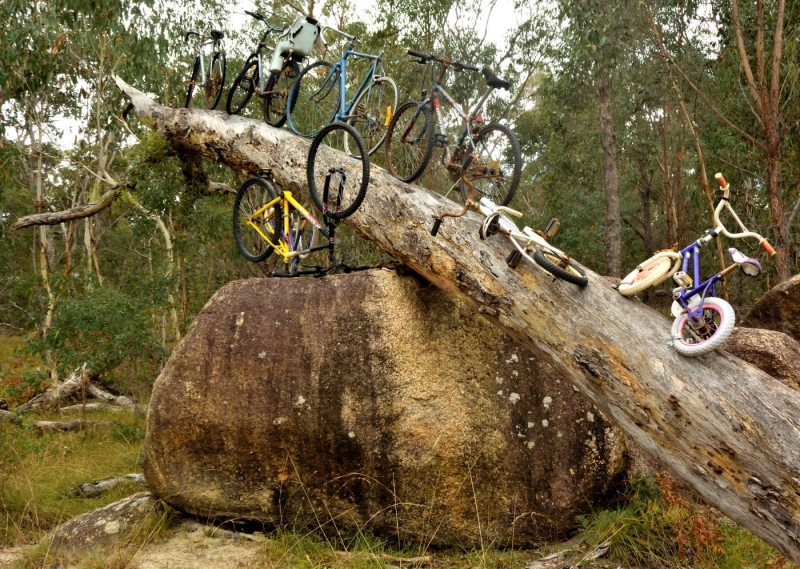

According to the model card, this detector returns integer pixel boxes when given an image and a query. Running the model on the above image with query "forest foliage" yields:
[0,0,798,396]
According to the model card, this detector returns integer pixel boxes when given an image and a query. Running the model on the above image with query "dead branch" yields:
[69,473,147,497]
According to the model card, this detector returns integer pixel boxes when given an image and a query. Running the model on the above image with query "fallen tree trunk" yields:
[33,419,114,432]
[69,473,147,497]
[115,76,800,561]
[16,365,89,413]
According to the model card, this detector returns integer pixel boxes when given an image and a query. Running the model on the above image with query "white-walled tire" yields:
[670,297,735,357]
[617,252,681,296]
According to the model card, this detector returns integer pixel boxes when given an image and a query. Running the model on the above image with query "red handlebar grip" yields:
[715,173,727,188]
[762,240,776,256]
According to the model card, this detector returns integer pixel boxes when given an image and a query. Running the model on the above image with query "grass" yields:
[0,409,146,546]
[575,473,796,569]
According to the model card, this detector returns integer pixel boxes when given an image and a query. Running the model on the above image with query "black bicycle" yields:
[183,29,226,110]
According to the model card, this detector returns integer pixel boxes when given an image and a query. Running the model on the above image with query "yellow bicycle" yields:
[233,169,342,276]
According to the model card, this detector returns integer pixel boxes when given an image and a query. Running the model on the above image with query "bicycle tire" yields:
[263,59,299,127]
[184,57,200,109]
[671,297,735,356]
[384,100,434,183]
[617,253,680,296]
[344,76,399,157]
[226,57,258,115]
[533,249,588,287]
[205,51,226,110]
[233,177,280,262]
[286,60,340,137]
[469,123,522,206]
[307,121,370,219]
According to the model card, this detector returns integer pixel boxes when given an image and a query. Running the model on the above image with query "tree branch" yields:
[10,186,128,231]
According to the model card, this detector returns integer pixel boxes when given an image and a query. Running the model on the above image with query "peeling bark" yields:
[115,75,800,562]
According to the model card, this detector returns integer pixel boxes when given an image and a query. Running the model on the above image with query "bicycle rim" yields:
[233,177,280,262]
[469,123,521,206]
[307,122,370,219]
[345,76,398,158]
[287,61,339,137]
[384,100,434,183]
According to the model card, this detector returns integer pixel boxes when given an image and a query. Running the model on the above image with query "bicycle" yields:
[285,27,398,156]
[183,29,226,110]
[430,156,588,286]
[384,50,521,206]
[226,12,319,127]
[616,173,775,356]
[233,169,353,276]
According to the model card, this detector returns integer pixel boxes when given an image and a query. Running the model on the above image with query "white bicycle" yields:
[430,160,588,287]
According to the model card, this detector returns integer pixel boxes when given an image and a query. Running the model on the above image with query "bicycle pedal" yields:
[506,249,522,269]
[434,134,448,148]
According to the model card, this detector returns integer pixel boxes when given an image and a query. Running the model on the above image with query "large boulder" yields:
[144,269,625,547]
[743,273,800,341]
[723,328,800,389]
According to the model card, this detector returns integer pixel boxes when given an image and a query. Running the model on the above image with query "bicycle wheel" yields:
[204,51,226,110]
[344,76,398,157]
[226,57,258,115]
[468,123,521,206]
[617,253,679,296]
[533,249,588,287]
[263,60,299,127]
[184,57,200,108]
[307,122,370,219]
[384,100,434,183]
[671,297,735,356]
[286,60,340,137]
[233,177,281,262]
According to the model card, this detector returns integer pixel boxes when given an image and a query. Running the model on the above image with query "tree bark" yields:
[114,76,800,563]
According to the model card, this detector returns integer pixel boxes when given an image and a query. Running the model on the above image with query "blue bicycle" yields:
[617,173,775,356]
[285,27,397,156]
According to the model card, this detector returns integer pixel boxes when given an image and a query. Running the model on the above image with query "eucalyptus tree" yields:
[652,0,800,282]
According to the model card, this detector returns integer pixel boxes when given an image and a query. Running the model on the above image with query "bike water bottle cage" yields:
[729,247,762,277]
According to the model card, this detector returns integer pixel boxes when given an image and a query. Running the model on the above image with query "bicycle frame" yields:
[314,34,385,122]
[423,81,495,166]
[246,191,330,263]
[187,33,223,86]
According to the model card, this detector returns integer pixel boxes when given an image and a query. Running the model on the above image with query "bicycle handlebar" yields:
[710,171,775,255]
[184,30,200,42]
[322,26,356,42]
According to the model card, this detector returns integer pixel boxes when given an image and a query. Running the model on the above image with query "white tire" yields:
[617,252,681,296]
[670,297,736,356]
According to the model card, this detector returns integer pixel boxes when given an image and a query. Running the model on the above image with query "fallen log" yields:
[85,384,134,407]
[33,419,114,432]
[16,365,89,413]
[59,402,148,415]
[69,473,147,497]
[114,76,800,562]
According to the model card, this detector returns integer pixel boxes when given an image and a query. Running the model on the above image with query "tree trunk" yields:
[115,76,800,563]
[596,71,621,277]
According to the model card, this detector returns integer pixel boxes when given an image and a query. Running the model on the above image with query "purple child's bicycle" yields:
[617,173,776,356]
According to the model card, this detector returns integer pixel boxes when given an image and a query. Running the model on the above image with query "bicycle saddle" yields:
[210,29,224,40]
[482,68,510,90]
[729,247,762,277]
